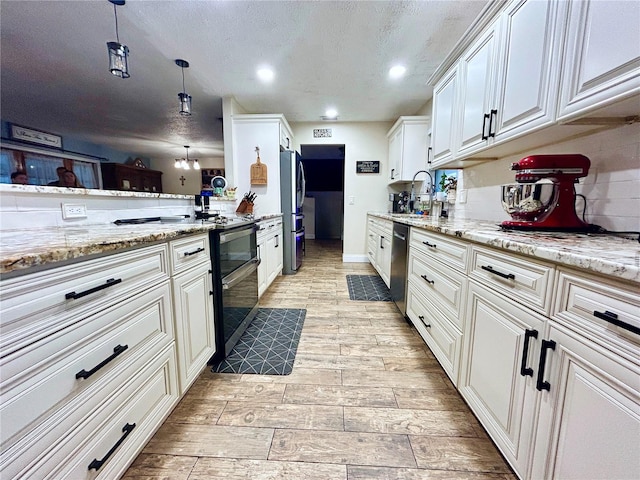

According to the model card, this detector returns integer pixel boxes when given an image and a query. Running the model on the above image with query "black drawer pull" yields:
[481,265,515,280]
[520,329,538,377]
[88,422,136,471]
[184,247,205,256]
[76,344,129,380]
[420,274,434,285]
[422,241,437,248]
[594,310,640,335]
[418,315,431,328]
[489,109,498,137]
[536,339,556,391]
[65,278,122,300]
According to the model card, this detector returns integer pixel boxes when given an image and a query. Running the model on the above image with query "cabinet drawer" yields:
[169,234,210,276]
[12,344,179,480]
[0,283,173,446]
[406,283,462,386]
[410,228,469,272]
[407,250,467,331]
[0,245,169,357]
[470,245,554,315]
[553,268,640,350]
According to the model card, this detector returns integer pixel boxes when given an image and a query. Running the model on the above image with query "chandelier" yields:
[174,145,200,170]
[106,0,130,78]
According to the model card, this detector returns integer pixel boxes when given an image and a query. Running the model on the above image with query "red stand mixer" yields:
[501,154,595,232]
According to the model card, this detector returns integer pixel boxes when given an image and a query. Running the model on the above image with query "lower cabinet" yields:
[257,217,283,297]
[459,281,545,478]
[366,216,392,287]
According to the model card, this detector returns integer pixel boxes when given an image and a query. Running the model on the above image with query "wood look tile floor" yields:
[123,240,516,480]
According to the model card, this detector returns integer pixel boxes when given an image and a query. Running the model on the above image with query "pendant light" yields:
[175,146,200,170]
[175,59,192,116]
[106,0,130,78]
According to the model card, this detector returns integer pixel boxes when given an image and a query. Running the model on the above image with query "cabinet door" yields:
[172,264,216,393]
[557,0,640,121]
[531,321,640,480]
[457,24,499,157]
[431,66,459,166]
[267,233,282,285]
[460,281,545,478]
[388,126,403,181]
[257,243,268,297]
[379,234,392,288]
[494,0,562,141]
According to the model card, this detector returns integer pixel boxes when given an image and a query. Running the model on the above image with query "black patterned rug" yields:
[346,274,392,301]
[212,308,306,375]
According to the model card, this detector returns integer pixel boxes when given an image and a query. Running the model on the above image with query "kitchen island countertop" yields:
[369,212,640,284]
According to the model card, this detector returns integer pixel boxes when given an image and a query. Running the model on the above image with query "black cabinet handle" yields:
[489,109,498,137]
[481,265,515,280]
[390,168,395,180]
[65,278,122,300]
[594,310,640,335]
[184,247,205,257]
[76,344,129,380]
[536,339,556,391]
[88,423,136,471]
[380,236,384,249]
[418,315,431,328]
[422,241,436,248]
[275,235,279,248]
[420,274,434,285]
[481,113,490,140]
[520,329,538,377]
[427,146,432,165]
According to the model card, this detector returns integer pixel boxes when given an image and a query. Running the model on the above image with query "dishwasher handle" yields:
[393,231,406,241]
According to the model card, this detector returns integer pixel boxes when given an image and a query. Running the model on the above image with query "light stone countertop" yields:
[369,212,640,284]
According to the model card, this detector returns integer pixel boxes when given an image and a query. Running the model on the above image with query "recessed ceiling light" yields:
[389,65,406,79]
[257,67,274,82]
[325,108,338,119]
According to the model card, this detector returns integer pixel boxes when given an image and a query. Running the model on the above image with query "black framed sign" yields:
[356,161,380,173]
[9,124,63,149]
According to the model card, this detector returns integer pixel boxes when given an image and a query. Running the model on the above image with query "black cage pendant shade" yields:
[176,59,192,116]
[107,0,130,78]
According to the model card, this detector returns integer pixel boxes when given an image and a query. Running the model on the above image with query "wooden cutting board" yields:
[251,148,267,185]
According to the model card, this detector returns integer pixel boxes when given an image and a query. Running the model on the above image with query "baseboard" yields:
[342,254,369,263]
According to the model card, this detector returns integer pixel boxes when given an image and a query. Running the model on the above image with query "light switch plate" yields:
[62,203,87,219]
[458,190,468,204]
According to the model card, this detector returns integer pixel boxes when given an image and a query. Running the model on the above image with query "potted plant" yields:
[439,174,458,203]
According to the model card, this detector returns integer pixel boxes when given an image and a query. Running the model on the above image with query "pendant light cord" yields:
[182,67,186,93]
[113,3,120,43]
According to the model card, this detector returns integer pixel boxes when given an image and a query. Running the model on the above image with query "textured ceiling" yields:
[0,0,488,161]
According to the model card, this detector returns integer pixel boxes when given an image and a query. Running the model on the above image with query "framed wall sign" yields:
[356,161,380,174]
[9,124,63,149]
[313,128,332,138]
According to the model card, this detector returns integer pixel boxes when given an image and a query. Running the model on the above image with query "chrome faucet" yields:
[410,170,434,214]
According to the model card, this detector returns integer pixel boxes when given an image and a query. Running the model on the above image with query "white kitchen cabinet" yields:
[530,320,640,480]
[169,234,216,393]
[366,216,392,287]
[460,280,546,478]
[387,116,430,183]
[431,68,459,166]
[557,0,640,122]
[0,244,179,480]
[257,217,283,297]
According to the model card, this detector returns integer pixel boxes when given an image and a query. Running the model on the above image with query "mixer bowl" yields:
[501,183,556,220]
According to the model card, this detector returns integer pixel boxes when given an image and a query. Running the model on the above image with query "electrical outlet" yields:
[62,203,87,219]
[458,190,468,204]
[349,196,355,205]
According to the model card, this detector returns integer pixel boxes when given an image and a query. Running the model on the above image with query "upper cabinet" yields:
[387,116,430,183]
[429,0,639,169]
[557,0,640,122]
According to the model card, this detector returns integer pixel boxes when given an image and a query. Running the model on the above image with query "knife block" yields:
[236,199,253,214]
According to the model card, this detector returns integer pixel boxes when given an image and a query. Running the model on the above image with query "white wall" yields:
[151,157,225,196]
[455,123,640,232]
[291,121,392,262]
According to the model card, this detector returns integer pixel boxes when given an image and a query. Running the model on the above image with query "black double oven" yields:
[207,218,260,363]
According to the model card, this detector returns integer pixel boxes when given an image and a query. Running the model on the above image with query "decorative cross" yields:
[179,175,186,186]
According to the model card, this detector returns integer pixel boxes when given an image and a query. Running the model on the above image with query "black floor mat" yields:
[211,308,306,375]
[346,274,392,301]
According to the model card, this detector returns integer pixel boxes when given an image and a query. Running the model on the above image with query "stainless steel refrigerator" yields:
[280,150,306,274]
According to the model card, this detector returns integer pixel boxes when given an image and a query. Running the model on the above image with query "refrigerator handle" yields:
[299,160,306,207]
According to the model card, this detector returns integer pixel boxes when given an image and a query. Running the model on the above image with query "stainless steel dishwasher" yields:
[390,222,409,315]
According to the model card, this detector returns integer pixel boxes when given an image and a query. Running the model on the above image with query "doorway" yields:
[300,144,345,242]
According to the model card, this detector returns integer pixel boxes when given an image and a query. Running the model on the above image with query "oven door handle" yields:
[222,258,260,290]
[219,225,257,244]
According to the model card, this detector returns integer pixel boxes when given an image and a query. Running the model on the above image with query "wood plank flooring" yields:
[122,239,516,480]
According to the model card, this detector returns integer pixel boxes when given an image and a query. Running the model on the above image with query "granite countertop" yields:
[369,212,640,284]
